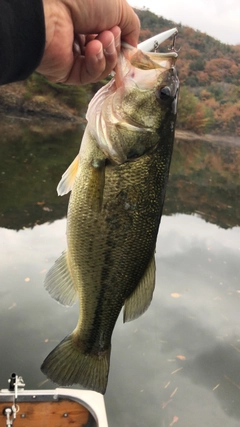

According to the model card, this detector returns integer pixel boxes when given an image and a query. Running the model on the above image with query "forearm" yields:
[0,0,45,85]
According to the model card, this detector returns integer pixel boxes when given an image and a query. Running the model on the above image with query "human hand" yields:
[37,0,140,85]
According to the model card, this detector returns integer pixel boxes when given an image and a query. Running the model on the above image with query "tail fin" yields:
[41,334,111,394]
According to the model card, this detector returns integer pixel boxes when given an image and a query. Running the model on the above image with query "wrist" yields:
[42,0,71,51]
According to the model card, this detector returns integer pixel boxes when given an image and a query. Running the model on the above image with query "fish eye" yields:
[160,86,171,99]
[156,86,172,102]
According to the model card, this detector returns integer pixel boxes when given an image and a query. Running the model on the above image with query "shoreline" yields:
[1,111,239,146]
[0,82,239,145]
[175,130,240,146]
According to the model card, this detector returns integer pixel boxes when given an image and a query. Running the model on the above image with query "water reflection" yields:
[105,215,240,427]
[165,138,240,229]
[0,117,82,229]
[0,118,240,427]
[0,117,240,230]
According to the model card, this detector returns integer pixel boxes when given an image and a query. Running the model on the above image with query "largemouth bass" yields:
[41,40,179,394]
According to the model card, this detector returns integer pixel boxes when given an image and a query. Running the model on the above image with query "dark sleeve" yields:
[0,0,45,85]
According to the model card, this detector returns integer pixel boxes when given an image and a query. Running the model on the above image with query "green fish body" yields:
[41,46,179,394]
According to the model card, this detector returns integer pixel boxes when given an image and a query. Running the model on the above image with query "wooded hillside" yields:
[135,8,240,136]
[0,8,239,136]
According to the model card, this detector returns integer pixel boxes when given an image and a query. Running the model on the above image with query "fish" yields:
[41,36,179,394]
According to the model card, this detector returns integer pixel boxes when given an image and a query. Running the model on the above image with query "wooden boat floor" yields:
[0,399,94,427]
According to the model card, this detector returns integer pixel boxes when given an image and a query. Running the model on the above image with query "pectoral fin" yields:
[123,254,156,322]
[44,250,78,307]
[57,155,79,196]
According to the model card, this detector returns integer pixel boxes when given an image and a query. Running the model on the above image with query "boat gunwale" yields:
[0,387,108,427]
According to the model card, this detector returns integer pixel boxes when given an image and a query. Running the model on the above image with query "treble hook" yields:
[168,32,180,53]
[153,41,159,52]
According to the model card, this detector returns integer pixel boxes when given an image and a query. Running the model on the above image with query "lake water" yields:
[0,116,240,427]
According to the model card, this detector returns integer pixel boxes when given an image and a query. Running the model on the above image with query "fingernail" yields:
[96,46,103,60]
[104,39,115,55]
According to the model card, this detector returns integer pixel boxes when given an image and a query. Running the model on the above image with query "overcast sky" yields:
[129,0,240,45]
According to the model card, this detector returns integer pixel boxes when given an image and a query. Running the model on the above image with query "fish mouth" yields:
[115,28,179,90]
[122,27,179,69]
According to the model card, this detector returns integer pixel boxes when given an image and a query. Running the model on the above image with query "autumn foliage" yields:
[135,8,240,135]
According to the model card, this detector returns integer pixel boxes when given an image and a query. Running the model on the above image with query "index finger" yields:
[119,4,140,47]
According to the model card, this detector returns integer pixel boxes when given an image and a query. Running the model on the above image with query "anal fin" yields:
[124,254,156,322]
[44,250,78,307]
